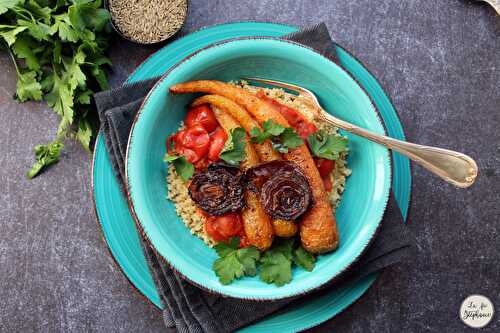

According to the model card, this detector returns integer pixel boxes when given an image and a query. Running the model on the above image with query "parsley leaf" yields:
[259,252,292,286]
[68,0,110,32]
[250,120,304,153]
[163,153,194,181]
[27,141,64,179]
[12,35,40,70]
[280,127,303,149]
[0,0,22,15]
[76,116,92,152]
[16,70,42,102]
[307,130,348,160]
[213,251,245,285]
[0,25,27,46]
[292,245,316,272]
[213,237,260,285]
[237,247,260,276]
[220,127,246,166]
[49,14,79,42]
[258,238,294,286]
[45,70,74,136]
[17,19,51,41]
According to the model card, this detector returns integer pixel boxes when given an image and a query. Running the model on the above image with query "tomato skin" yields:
[257,91,318,139]
[205,213,243,242]
[172,125,210,163]
[177,146,201,163]
[185,105,218,132]
[205,218,226,242]
[194,157,209,170]
[315,158,335,178]
[322,176,333,192]
[180,125,210,149]
[296,122,318,139]
[208,127,228,161]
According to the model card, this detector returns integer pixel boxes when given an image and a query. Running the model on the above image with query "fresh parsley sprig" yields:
[250,120,304,153]
[164,153,194,181]
[1,0,112,178]
[212,237,316,286]
[213,237,260,285]
[307,130,348,160]
[220,127,247,166]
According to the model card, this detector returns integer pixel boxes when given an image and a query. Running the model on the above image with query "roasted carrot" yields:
[211,106,274,250]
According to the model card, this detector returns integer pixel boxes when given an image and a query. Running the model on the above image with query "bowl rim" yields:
[124,36,392,300]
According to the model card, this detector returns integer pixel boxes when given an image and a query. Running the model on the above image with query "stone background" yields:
[0,0,498,332]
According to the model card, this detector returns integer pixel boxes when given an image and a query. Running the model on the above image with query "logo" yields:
[460,295,494,328]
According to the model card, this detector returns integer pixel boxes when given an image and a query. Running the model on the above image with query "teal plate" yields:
[92,22,411,331]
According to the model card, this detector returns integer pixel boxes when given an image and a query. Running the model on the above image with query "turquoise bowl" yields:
[126,37,391,300]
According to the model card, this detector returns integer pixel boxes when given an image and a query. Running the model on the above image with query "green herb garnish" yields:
[164,153,194,181]
[1,0,112,178]
[250,120,304,153]
[212,237,316,286]
[27,141,64,179]
[220,127,247,166]
[307,130,348,160]
[213,237,260,285]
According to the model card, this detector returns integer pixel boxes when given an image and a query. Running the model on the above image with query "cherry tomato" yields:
[205,217,226,242]
[208,127,228,161]
[176,146,201,163]
[180,125,210,149]
[185,105,218,132]
[173,125,210,162]
[215,213,243,238]
[315,158,335,178]
[322,176,333,192]
[205,213,243,242]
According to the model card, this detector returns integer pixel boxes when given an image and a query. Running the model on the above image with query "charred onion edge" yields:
[245,160,313,221]
[188,163,245,216]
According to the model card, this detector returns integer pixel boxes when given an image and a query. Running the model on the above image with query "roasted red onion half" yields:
[246,161,312,221]
[188,163,245,216]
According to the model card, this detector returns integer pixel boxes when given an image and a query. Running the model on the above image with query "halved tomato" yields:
[185,104,218,132]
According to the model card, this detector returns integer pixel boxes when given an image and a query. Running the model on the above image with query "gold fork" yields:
[243,77,478,188]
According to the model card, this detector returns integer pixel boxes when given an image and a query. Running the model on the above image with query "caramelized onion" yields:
[188,163,245,216]
[246,161,312,221]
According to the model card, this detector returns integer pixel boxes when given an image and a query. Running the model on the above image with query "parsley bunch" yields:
[250,120,304,153]
[1,0,112,178]
[213,237,316,286]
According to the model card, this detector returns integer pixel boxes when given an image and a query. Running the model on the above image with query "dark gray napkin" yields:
[94,23,412,333]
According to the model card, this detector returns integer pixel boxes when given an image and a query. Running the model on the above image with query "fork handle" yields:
[319,112,478,188]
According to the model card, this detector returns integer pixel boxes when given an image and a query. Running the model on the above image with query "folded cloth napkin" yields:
[94,23,412,333]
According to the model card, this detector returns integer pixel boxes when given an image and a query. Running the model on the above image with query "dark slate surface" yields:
[0,0,499,332]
